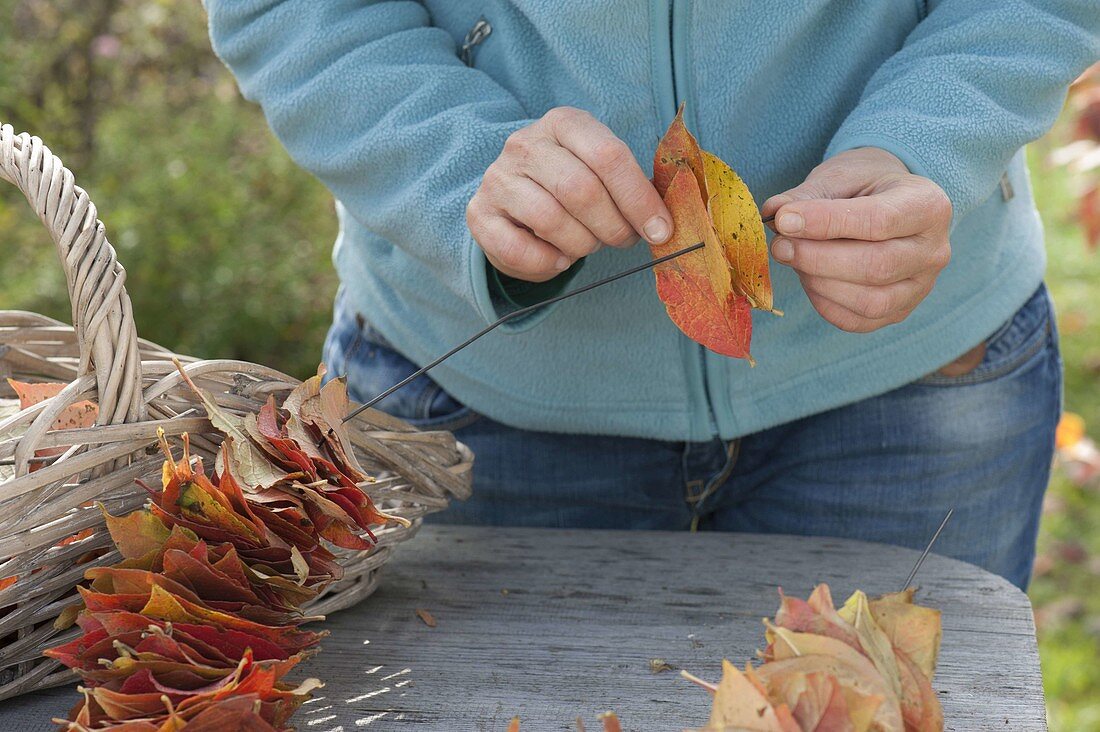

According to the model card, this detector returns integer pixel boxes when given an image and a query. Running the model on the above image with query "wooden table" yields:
[0,525,1046,730]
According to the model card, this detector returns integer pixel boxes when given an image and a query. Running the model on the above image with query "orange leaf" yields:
[1056,412,1087,450]
[597,711,623,732]
[8,379,99,471]
[706,659,792,731]
[416,608,437,628]
[650,105,776,361]
[7,379,65,407]
[653,105,708,200]
[652,167,754,361]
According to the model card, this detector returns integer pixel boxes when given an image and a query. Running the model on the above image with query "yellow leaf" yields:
[1056,411,1086,449]
[100,505,171,560]
[838,591,903,699]
[701,150,777,313]
[869,589,942,680]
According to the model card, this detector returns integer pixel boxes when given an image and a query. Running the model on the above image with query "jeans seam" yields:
[686,439,741,529]
[697,439,740,506]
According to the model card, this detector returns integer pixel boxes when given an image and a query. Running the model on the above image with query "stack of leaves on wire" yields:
[648,104,781,365]
[513,585,943,731]
[684,584,944,732]
[45,365,408,730]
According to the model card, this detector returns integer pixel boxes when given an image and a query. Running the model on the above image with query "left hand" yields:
[761,148,953,333]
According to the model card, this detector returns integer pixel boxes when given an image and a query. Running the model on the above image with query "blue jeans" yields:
[323,284,1062,590]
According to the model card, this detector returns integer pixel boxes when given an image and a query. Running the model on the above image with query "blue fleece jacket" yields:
[206,1,1099,441]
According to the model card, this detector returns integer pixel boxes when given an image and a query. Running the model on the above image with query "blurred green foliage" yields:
[1,3,1099,729]
[1027,135,1100,732]
[0,0,339,379]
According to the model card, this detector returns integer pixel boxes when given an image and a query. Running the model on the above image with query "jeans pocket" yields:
[321,304,481,431]
[916,284,1054,387]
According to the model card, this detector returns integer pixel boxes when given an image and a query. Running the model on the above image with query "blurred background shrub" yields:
[1,2,1098,728]
[0,0,338,378]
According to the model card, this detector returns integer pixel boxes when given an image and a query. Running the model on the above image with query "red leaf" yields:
[652,167,754,361]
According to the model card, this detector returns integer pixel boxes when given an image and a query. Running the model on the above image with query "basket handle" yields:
[0,124,144,427]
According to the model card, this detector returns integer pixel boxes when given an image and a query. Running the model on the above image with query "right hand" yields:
[467,107,673,282]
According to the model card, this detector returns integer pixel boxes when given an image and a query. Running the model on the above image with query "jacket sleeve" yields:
[825,0,1100,223]
[205,0,545,325]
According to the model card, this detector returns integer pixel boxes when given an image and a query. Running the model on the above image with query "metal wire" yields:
[901,508,955,591]
[343,241,706,423]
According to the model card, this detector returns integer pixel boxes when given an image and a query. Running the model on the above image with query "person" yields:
[207,1,1100,590]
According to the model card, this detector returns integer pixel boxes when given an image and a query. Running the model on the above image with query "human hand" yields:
[761,148,952,333]
[467,107,672,282]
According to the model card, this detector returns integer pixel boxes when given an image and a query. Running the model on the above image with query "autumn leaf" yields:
[173,362,291,491]
[868,589,942,681]
[7,378,99,471]
[837,590,903,699]
[701,150,778,313]
[649,105,778,362]
[653,106,708,201]
[681,584,950,732]
[652,166,754,361]
[597,711,623,732]
[101,505,172,561]
[705,659,797,731]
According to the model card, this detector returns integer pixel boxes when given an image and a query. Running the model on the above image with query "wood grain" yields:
[0,525,1046,731]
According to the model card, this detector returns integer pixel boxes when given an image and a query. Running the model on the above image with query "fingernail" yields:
[777,212,803,235]
[555,256,571,271]
[772,238,794,263]
[643,216,670,243]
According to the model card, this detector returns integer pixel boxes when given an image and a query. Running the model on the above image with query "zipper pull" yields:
[460,17,492,67]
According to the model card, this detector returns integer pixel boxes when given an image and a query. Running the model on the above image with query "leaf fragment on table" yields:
[416,608,437,628]
[597,711,623,732]
[649,657,675,673]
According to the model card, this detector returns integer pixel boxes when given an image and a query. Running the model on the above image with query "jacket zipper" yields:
[460,17,492,67]
[662,0,720,439]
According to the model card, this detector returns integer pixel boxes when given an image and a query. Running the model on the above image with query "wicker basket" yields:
[0,124,473,701]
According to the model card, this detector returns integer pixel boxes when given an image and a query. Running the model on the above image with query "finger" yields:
[761,167,863,220]
[519,140,637,248]
[771,236,933,286]
[799,274,930,321]
[492,176,599,259]
[801,284,899,334]
[469,209,571,282]
[760,193,793,221]
[773,179,950,241]
[546,108,672,245]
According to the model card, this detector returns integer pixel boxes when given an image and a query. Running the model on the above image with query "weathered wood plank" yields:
[0,525,1045,731]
